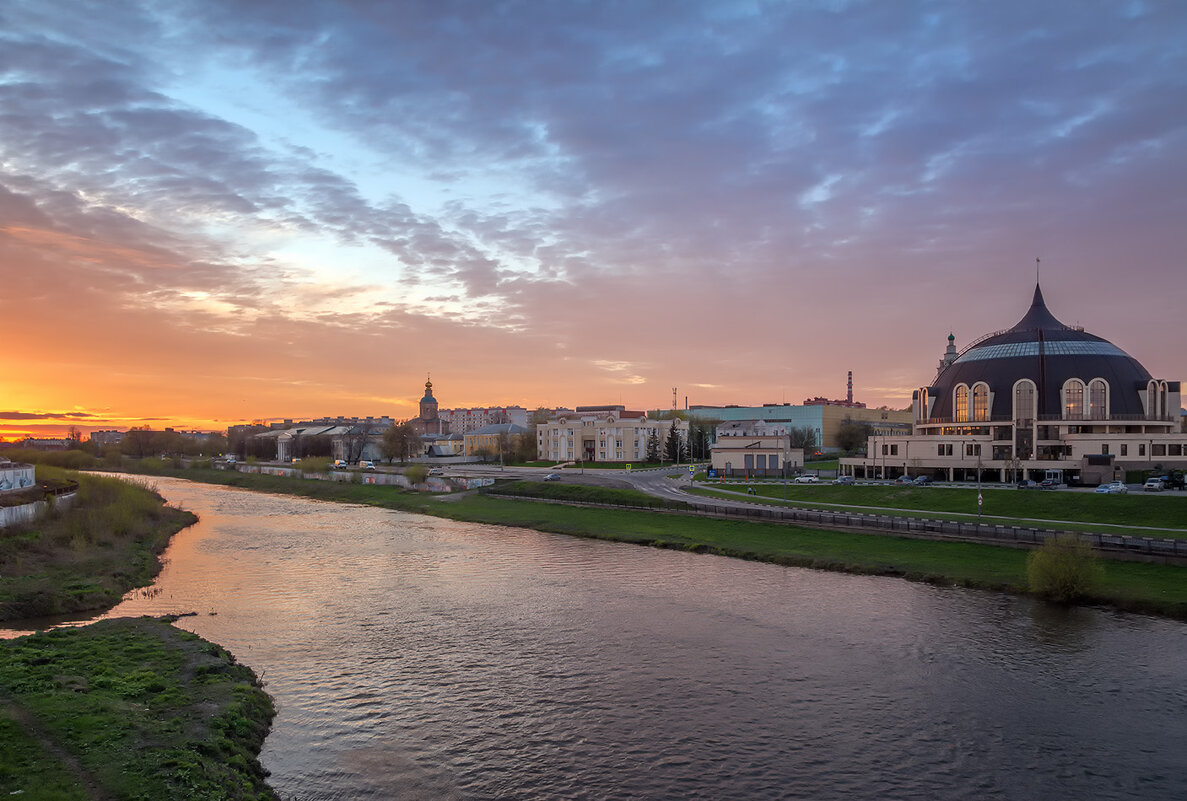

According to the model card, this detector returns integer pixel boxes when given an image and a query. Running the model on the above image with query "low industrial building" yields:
[688,400,911,453]
[710,421,805,478]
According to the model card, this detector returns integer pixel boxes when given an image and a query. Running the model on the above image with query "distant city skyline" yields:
[2,1,1184,439]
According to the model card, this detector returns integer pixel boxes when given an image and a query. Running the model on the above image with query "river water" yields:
[5,477,1186,799]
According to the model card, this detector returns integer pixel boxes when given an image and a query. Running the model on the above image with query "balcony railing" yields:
[920,413,1175,425]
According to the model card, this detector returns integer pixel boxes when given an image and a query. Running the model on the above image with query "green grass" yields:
[803,459,838,471]
[691,482,1187,536]
[0,469,198,622]
[0,617,276,799]
[488,480,689,508]
[111,467,1187,619]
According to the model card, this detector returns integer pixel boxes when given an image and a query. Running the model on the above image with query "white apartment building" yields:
[537,406,688,463]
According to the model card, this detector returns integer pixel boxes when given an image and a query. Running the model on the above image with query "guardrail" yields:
[480,488,1187,561]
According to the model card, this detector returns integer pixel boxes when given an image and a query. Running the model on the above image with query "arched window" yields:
[1088,379,1107,420]
[1160,382,1170,421]
[1014,379,1035,423]
[973,384,992,422]
[954,385,969,422]
[972,383,990,422]
[1148,381,1159,419]
[1064,379,1085,419]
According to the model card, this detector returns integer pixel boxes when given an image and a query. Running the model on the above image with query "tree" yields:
[121,426,154,459]
[687,419,718,461]
[835,419,871,455]
[788,426,817,452]
[645,428,661,462]
[382,422,420,464]
[663,425,686,464]
[200,433,229,456]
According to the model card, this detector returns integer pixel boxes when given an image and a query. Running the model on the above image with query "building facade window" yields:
[1139,444,1146,456]
[1088,379,1108,420]
[1121,444,1128,456]
[1013,379,1036,422]
[1063,379,1085,419]
[972,383,989,422]
[955,385,969,422]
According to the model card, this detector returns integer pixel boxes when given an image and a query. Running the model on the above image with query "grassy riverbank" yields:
[0,468,198,622]
[114,466,1187,619]
[696,482,1187,535]
[0,616,276,799]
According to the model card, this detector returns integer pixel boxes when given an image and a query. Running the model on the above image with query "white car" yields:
[794,475,820,484]
[1095,481,1127,494]
[358,460,375,470]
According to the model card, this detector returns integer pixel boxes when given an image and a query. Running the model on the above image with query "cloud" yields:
[0,411,97,420]
[1,0,1184,429]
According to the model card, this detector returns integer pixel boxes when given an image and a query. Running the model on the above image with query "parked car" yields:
[834,475,856,485]
[1095,481,1128,494]
[543,473,561,482]
[1039,478,1060,490]
[428,468,444,476]
[794,475,820,484]
[894,475,914,485]
[1016,479,1039,489]
[358,460,375,470]
[912,475,932,485]
[1143,478,1165,492]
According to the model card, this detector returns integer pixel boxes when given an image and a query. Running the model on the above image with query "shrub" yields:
[404,464,429,485]
[299,457,332,474]
[1027,534,1103,603]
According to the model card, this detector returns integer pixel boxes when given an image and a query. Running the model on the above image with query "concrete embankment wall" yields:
[235,464,492,492]
[0,492,77,529]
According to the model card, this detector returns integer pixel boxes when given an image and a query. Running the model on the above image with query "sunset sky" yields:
[2,0,1184,439]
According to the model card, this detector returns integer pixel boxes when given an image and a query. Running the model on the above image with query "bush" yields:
[404,464,429,485]
[299,457,332,474]
[1027,534,1103,602]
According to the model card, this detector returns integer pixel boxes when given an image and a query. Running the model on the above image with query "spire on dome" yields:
[1010,282,1065,332]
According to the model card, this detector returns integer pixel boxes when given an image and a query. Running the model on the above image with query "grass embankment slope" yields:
[121,467,1187,619]
[0,616,276,800]
[693,482,1187,536]
[0,468,198,622]
[0,464,277,799]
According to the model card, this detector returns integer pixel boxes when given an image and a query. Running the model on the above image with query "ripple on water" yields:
[7,476,1185,801]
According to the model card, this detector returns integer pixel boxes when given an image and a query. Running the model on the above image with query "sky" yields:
[1,0,1184,438]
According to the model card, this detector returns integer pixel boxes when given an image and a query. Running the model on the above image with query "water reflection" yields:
[4,476,1186,800]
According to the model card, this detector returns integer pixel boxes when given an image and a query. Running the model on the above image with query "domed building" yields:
[843,284,1184,484]
[408,376,449,436]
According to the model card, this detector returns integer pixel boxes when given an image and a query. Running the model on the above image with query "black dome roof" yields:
[928,285,1152,419]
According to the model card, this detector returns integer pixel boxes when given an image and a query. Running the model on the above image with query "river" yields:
[5,477,1186,799]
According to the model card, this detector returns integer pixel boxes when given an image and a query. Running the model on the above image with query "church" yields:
[408,377,449,436]
[841,284,1185,484]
